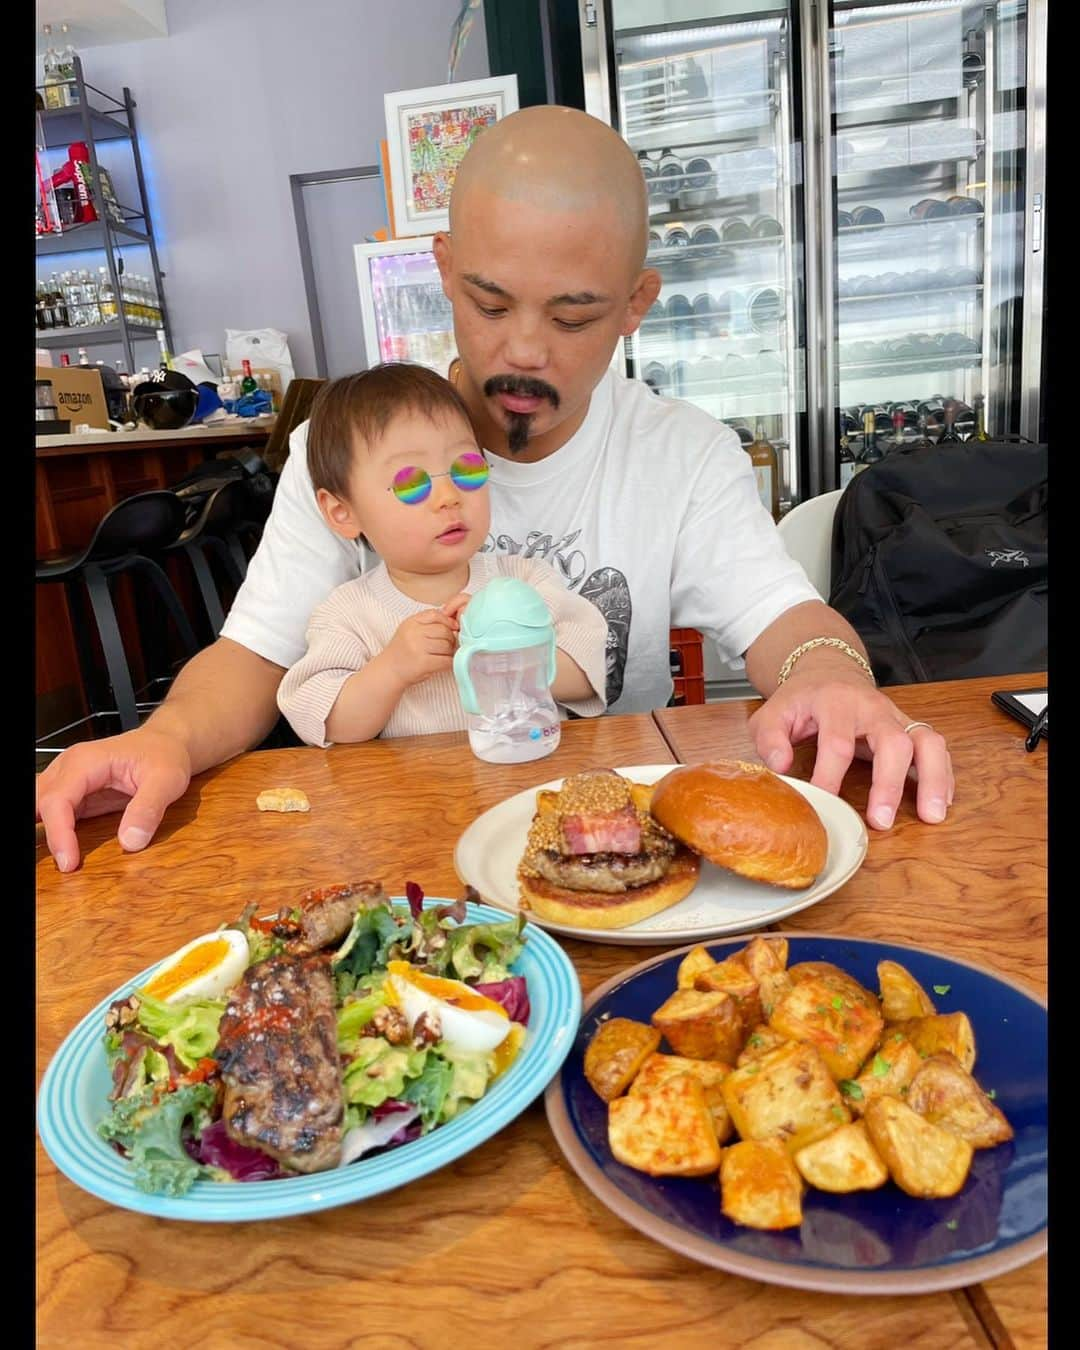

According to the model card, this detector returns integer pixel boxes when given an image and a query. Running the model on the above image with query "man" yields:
[37,106,953,872]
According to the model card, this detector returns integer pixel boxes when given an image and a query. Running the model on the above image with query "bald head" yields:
[450,105,649,274]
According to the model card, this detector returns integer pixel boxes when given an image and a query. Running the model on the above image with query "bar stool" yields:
[159,478,251,639]
[36,490,198,746]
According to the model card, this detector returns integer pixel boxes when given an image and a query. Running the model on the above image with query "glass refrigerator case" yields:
[607,3,807,511]
[824,0,1041,483]
[354,237,457,375]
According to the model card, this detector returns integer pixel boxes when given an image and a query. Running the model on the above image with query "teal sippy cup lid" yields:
[452,577,558,715]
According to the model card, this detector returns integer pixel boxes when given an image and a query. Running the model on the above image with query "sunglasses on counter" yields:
[388,452,489,504]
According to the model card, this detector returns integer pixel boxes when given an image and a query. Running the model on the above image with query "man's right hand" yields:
[36,728,193,873]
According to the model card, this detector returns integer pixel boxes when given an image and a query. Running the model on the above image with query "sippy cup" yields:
[452,577,562,764]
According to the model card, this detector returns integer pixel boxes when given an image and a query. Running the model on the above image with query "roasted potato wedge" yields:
[787,962,880,1011]
[722,1040,850,1153]
[891,1013,976,1074]
[630,1052,733,1142]
[768,974,884,1081]
[906,1053,1013,1148]
[676,944,717,990]
[878,960,937,1021]
[609,1073,721,1176]
[736,1024,790,1067]
[584,1017,662,1102]
[793,1121,889,1193]
[720,1138,803,1230]
[845,1037,924,1115]
[652,988,744,1062]
[694,960,763,1036]
[864,1095,974,1198]
[731,934,790,977]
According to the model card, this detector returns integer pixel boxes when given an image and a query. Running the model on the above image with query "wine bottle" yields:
[909,198,950,220]
[750,215,782,238]
[721,217,752,242]
[891,408,907,450]
[861,408,884,464]
[973,393,990,442]
[937,398,962,443]
[850,205,885,227]
[656,149,684,197]
[746,420,780,520]
[240,358,257,396]
[157,328,173,370]
[839,428,859,487]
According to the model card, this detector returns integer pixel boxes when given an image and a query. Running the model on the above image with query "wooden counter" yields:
[35,419,275,736]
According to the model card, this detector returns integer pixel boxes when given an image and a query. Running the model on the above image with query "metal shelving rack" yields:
[35,54,173,373]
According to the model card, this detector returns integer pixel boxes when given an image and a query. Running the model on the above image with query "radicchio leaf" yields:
[474,976,531,1026]
[405,880,425,920]
[186,1119,282,1181]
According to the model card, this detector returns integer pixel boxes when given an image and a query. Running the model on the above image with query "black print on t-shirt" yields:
[484,530,631,706]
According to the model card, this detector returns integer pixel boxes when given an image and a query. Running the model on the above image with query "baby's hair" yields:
[307,363,474,499]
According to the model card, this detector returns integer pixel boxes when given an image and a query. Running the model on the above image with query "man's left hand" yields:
[748,666,954,830]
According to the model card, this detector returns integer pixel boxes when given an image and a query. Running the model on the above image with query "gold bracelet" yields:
[775,637,875,687]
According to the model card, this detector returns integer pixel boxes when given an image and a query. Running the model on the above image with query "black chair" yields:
[36,491,198,745]
[159,478,251,639]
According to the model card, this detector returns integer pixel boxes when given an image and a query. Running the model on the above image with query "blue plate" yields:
[545,934,1047,1295]
[38,899,581,1222]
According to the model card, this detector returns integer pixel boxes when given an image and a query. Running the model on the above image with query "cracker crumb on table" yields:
[256,787,311,813]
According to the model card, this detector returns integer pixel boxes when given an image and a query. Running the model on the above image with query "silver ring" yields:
[903,720,933,735]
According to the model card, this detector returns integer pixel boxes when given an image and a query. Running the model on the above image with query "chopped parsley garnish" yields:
[892,1032,905,1042]
[933,984,951,996]
[831,996,844,1011]
[987,1088,996,1100]
[816,1005,829,1015]
[871,1055,891,1077]
[839,1079,864,1100]
[830,1105,846,1122]
[945,1219,959,1231]
[748,1034,764,1048]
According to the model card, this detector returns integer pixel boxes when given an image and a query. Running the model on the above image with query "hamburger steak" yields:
[521,769,677,893]
[216,954,343,1173]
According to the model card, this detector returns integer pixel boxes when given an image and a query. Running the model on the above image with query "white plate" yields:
[453,765,869,946]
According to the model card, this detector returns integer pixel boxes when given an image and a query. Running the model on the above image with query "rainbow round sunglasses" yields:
[388,451,489,505]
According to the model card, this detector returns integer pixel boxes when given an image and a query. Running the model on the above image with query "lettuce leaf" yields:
[440,916,526,983]
[98,1082,216,1196]
[399,1054,455,1129]
[133,992,225,1069]
[336,974,391,1049]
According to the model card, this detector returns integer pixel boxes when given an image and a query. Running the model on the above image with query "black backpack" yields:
[828,440,1047,686]
[168,448,277,529]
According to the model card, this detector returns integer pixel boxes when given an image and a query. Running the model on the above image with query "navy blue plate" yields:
[545,933,1046,1294]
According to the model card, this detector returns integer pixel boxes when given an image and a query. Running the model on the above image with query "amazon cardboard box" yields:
[35,364,109,430]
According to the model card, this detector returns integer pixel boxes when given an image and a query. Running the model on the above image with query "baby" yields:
[277,364,608,745]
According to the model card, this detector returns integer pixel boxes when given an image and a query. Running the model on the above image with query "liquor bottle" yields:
[240,358,257,396]
[851,204,885,226]
[77,348,89,367]
[861,408,885,465]
[48,272,69,327]
[36,281,50,330]
[97,267,117,322]
[746,420,780,520]
[79,267,100,325]
[57,24,79,106]
[42,26,64,109]
[156,328,173,370]
[59,352,71,367]
[937,399,962,443]
[973,393,990,442]
[637,151,658,198]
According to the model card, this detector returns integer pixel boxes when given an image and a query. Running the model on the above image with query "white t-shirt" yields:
[222,368,818,713]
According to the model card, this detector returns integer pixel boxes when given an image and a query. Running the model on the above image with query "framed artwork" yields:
[383,74,519,237]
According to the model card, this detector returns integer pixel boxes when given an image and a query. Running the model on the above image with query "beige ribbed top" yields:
[277,553,608,746]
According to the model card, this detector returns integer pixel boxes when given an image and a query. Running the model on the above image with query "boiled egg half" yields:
[386,961,524,1072]
[140,928,250,1004]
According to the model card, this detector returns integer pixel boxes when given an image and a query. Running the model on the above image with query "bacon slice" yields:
[561,805,642,856]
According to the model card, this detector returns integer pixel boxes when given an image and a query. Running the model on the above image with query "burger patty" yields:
[531,841,675,893]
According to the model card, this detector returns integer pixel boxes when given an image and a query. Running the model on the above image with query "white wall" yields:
[43,0,489,375]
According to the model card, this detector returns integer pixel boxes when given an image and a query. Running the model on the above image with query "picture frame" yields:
[383,74,519,237]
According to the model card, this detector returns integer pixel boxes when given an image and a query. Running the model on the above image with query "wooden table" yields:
[36,678,1047,1348]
